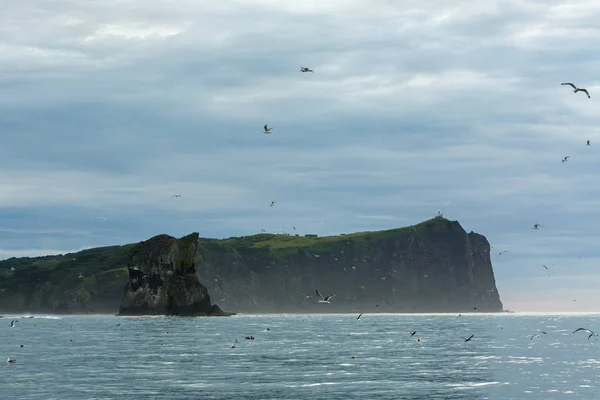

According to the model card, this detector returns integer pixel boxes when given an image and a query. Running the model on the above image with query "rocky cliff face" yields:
[0,218,502,314]
[118,232,232,317]
[198,218,503,313]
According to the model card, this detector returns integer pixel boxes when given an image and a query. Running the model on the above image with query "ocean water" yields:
[1,313,599,399]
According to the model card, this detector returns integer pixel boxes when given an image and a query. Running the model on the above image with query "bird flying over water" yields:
[171,194,182,198]
[561,82,591,98]
[531,331,547,340]
[357,313,363,320]
[562,156,570,163]
[316,289,336,304]
[264,124,273,134]
[300,67,313,73]
[6,357,16,364]
[587,140,591,146]
[94,216,107,221]
[461,334,475,342]
[270,201,276,207]
[533,223,544,230]
[573,327,598,340]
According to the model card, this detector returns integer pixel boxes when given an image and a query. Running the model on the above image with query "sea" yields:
[1,313,599,399]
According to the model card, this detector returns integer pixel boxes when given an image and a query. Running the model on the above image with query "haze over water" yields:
[2,313,599,399]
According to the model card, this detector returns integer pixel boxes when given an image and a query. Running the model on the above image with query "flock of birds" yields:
[4,72,599,364]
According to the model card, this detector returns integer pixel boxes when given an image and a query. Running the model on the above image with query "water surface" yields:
[1,313,599,399]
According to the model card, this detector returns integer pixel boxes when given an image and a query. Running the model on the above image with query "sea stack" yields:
[118,232,233,317]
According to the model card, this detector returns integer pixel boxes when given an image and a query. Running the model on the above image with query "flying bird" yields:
[587,140,591,146]
[562,156,570,163]
[533,223,544,230]
[315,289,336,304]
[94,216,107,221]
[171,194,182,198]
[270,201,276,207]
[498,251,509,255]
[410,331,416,337]
[531,331,547,340]
[461,334,475,342]
[561,82,591,98]
[356,313,363,320]
[573,327,598,340]
[6,357,16,364]
[10,320,17,327]
[264,124,273,134]
[300,67,313,73]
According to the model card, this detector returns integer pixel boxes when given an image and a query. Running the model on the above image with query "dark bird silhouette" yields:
[461,334,475,342]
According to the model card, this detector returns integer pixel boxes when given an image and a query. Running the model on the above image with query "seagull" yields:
[498,251,509,255]
[300,67,314,73]
[78,273,83,279]
[270,201,276,207]
[587,140,591,146]
[562,156,570,163]
[461,334,475,342]
[315,289,336,304]
[573,327,598,340]
[531,331,547,340]
[94,216,107,221]
[356,313,363,320]
[561,82,591,98]
[10,320,17,327]
[533,223,544,230]
[410,331,416,337]
[171,194,182,198]
[6,357,16,364]
[264,124,273,134]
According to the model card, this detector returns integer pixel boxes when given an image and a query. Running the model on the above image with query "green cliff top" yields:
[219,216,454,249]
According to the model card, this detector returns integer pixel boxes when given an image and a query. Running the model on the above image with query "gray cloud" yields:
[1,0,600,310]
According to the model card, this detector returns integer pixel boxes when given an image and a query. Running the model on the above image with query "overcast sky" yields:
[1,1,600,312]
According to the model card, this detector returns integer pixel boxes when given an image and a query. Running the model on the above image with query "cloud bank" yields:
[1,0,600,311]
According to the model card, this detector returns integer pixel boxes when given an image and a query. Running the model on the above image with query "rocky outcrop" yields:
[118,233,234,317]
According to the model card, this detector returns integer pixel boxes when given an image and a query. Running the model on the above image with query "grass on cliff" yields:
[224,217,449,250]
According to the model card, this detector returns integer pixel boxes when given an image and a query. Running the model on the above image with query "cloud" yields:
[1,0,600,310]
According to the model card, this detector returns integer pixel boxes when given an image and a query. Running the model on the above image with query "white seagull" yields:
[562,156,570,163]
[300,67,314,73]
[94,216,107,221]
[316,289,336,304]
[6,357,16,364]
[171,194,182,198]
[10,320,17,327]
[264,124,273,134]
[561,82,591,98]
[573,327,598,340]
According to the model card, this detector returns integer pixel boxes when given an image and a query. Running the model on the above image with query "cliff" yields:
[197,217,502,313]
[0,218,503,314]
[118,232,232,316]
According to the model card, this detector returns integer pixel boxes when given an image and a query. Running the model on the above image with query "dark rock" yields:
[118,233,234,317]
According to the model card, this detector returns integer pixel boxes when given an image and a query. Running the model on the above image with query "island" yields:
[0,217,503,314]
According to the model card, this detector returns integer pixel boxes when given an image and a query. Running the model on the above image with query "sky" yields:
[1,0,600,312]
